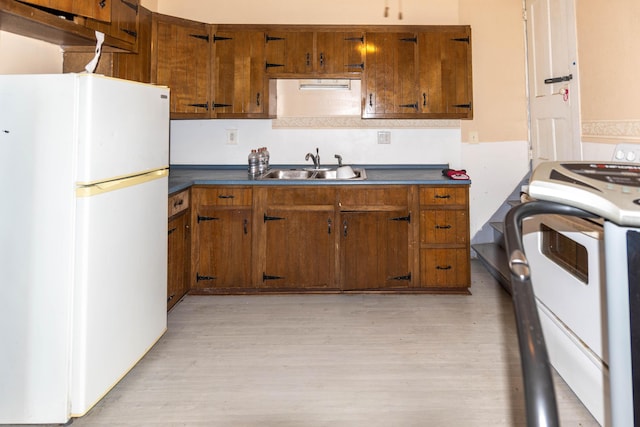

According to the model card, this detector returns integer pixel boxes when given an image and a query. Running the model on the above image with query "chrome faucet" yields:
[305,147,321,169]
[334,154,343,167]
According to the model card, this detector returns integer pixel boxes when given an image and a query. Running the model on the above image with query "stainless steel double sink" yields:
[258,168,367,180]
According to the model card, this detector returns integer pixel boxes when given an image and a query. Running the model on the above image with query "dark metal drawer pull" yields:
[435,224,452,229]
[435,194,451,199]
[197,215,219,223]
[196,273,216,281]
[218,195,235,199]
[436,265,452,270]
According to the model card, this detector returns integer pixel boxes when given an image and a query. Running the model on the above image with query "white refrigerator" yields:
[0,74,170,424]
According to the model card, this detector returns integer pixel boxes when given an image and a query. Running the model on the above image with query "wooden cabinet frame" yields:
[188,183,469,294]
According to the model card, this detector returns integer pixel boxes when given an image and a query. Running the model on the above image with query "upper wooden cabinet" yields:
[152,13,212,118]
[213,29,272,118]
[21,0,111,22]
[82,0,140,46]
[363,26,473,119]
[362,31,419,118]
[417,28,473,118]
[264,29,364,77]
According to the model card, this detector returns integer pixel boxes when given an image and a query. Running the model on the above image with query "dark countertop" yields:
[168,164,471,194]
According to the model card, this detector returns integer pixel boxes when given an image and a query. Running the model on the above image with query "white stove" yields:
[528,161,640,427]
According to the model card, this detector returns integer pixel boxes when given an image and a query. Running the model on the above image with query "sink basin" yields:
[260,169,315,179]
[258,168,366,180]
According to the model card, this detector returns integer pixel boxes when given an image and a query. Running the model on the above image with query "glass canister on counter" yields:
[248,149,259,177]
[248,147,270,177]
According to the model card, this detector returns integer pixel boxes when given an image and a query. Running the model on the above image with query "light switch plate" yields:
[377,131,391,144]
[226,129,238,145]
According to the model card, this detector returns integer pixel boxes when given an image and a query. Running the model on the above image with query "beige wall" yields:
[155,0,458,25]
[459,0,528,143]
[576,0,640,123]
[154,0,528,144]
[0,31,62,74]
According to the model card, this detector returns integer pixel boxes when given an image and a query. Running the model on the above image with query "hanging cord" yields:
[384,0,403,20]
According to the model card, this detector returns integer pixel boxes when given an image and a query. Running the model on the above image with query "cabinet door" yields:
[21,0,111,21]
[263,209,335,289]
[265,31,315,75]
[315,31,364,76]
[153,15,211,117]
[340,210,411,290]
[213,30,267,116]
[418,29,473,118]
[362,32,419,118]
[167,212,189,310]
[84,0,139,45]
[193,207,252,289]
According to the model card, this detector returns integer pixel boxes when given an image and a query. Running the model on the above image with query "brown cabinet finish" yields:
[82,0,139,46]
[21,0,111,22]
[340,209,411,290]
[417,28,473,118]
[63,6,151,82]
[258,187,336,290]
[167,189,190,311]
[314,31,365,76]
[264,29,364,77]
[186,183,469,294]
[363,26,472,119]
[264,31,314,75]
[152,13,211,118]
[338,186,412,290]
[362,31,418,118]
[190,187,253,291]
[418,185,470,290]
[213,29,271,118]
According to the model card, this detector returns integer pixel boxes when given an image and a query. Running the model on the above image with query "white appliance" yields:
[0,74,170,424]
[522,213,608,425]
[528,161,640,427]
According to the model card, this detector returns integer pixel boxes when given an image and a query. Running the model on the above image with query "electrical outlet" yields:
[469,131,479,143]
[226,129,238,145]
[377,131,391,144]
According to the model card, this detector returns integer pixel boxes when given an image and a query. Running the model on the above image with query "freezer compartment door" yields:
[71,174,168,415]
[75,75,170,185]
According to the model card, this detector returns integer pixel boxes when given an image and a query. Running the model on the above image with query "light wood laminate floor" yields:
[66,261,598,426]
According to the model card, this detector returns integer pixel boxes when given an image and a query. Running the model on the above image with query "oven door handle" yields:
[504,201,598,427]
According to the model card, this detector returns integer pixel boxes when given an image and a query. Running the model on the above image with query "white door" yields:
[526,0,581,168]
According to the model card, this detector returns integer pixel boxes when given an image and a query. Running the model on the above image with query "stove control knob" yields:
[626,151,637,162]
[615,149,626,161]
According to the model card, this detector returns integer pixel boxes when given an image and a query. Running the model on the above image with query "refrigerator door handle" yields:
[76,168,168,198]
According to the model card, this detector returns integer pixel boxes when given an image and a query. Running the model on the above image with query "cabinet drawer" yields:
[420,210,468,244]
[168,189,190,217]
[420,249,469,288]
[338,186,408,208]
[266,187,335,206]
[193,187,252,206]
[420,186,467,206]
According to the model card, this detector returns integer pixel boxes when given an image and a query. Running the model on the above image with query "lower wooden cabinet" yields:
[418,185,470,290]
[260,187,336,290]
[167,189,190,310]
[184,183,470,294]
[339,209,411,290]
[190,186,252,292]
